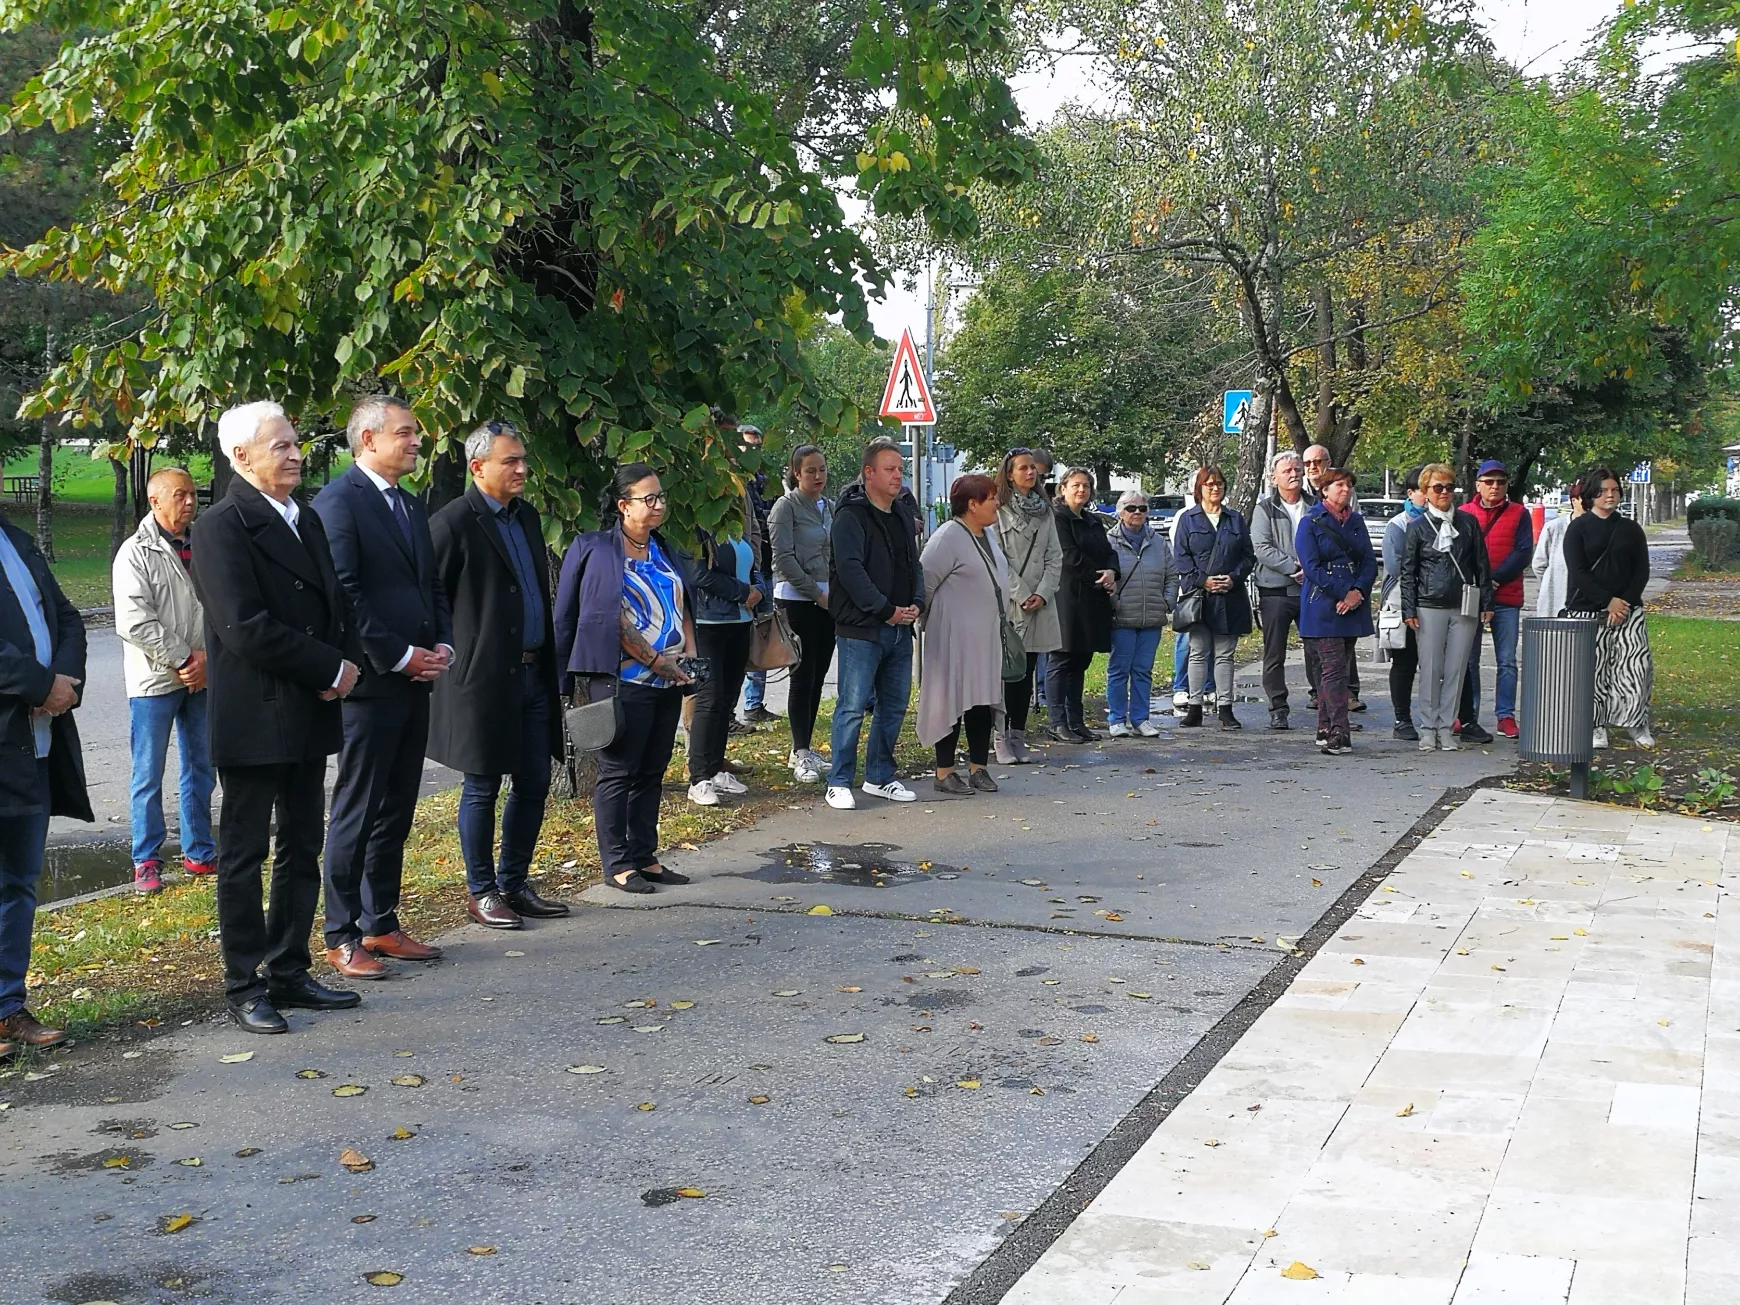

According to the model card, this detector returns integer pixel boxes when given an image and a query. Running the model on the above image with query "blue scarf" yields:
[1404,500,1425,520]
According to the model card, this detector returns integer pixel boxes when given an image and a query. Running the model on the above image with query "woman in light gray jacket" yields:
[1106,490,1174,736]
[992,448,1062,763]
[767,444,834,783]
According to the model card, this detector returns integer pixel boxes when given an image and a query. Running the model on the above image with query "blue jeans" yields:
[128,689,216,866]
[0,759,50,1018]
[1464,604,1521,722]
[828,627,912,789]
[743,669,766,712]
[1108,627,1163,724]
[1173,631,1212,697]
[459,669,553,897]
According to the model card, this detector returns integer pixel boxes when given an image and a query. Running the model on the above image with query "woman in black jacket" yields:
[1563,466,1654,749]
[1400,462,1490,752]
[1046,469,1118,743]
[1170,467,1256,729]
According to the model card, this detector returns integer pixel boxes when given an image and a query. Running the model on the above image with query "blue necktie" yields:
[388,487,413,547]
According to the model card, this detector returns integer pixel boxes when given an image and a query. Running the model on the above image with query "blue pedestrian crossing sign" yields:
[1629,462,1651,484]
[1223,390,1253,435]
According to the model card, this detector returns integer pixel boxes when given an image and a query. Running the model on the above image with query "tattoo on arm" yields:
[619,608,660,667]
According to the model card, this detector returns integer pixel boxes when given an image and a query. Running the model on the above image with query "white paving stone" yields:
[1005,790,1736,1304]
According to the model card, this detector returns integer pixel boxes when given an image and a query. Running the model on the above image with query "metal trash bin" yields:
[1519,616,1598,798]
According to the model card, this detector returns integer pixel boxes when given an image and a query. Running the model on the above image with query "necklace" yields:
[623,531,651,555]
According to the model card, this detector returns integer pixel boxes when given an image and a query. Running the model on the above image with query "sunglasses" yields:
[1122,505,1149,513]
[1426,483,1455,494]
[1303,458,1329,466]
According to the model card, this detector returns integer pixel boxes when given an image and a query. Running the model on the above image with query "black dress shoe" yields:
[229,997,288,1035]
[608,870,656,894]
[503,886,571,918]
[1043,724,1076,744]
[1268,710,1290,731]
[269,976,362,1012]
[1071,725,1101,743]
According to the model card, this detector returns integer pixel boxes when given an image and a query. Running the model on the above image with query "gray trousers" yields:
[1414,606,1478,730]
[1187,629,1238,706]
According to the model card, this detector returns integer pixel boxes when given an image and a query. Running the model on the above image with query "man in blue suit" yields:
[0,511,90,1057]
[313,396,453,980]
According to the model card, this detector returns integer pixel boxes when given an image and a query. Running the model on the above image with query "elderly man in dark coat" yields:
[428,422,566,931]
[0,509,90,1058]
[193,400,364,1035]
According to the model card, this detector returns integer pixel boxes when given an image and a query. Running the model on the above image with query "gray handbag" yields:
[564,675,622,752]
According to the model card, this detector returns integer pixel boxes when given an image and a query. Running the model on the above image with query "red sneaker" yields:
[184,857,217,876]
[133,861,163,895]
[1451,718,1462,735]
[1497,716,1519,739]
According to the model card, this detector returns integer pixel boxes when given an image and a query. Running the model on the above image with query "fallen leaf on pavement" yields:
[390,1075,423,1088]
[1281,1262,1319,1280]
[168,1122,197,1130]
[773,989,801,997]
[670,1000,695,1010]
[676,1187,706,1198]
[1351,958,1365,966]
[838,985,862,993]
[333,1085,368,1098]
[234,1147,262,1158]
[635,1102,656,1111]
[1311,879,1322,887]
[597,1016,625,1025]
[1574,928,1588,936]
[1128,992,1152,1000]
[955,1079,981,1089]
[1080,1034,1098,1043]
[807,905,834,916]
[340,1148,374,1173]
[219,1052,254,1064]
[364,1270,403,1286]
[568,1065,607,1075]
[467,1245,497,1256]
[748,1095,770,1105]
[1203,1138,1220,1147]
[295,1068,326,1079]
[389,1128,416,1140]
[175,1157,203,1167]
[694,939,722,946]
[161,1213,195,1234]
[825,1033,865,1044]
[1396,1103,1415,1118]
[103,1156,130,1169]
[352,1214,376,1223]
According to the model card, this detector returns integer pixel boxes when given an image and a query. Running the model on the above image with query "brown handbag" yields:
[747,607,802,671]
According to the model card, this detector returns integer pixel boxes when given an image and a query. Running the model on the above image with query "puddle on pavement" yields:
[733,842,958,889]
[40,840,145,905]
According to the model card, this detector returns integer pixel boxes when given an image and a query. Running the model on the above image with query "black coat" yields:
[0,515,89,820]
[427,486,562,774]
[311,465,452,699]
[1399,512,1491,617]
[1171,505,1256,637]
[191,478,361,768]
[1053,504,1119,653]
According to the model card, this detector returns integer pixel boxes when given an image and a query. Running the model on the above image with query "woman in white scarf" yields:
[1399,463,1491,750]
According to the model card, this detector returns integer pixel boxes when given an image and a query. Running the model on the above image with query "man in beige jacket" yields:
[112,466,214,894]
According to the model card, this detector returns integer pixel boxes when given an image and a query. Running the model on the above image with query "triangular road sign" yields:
[878,329,936,425]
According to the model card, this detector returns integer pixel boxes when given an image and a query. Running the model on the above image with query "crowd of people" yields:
[0,404,1657,1055]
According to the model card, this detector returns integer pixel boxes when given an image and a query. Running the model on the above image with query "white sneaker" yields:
[1631,727,1655,749]
[825,786,856,810]
[1437,728,1458,751]
[1108,722,1132,738]
[688,779,720,806]
[711,770,747,795]
[1172,690,1189,710]
[805,748,829,769]
[861,780,918,803]
[1135,720,1161,738]
[793,756,824,783]
[1593,727,1609,749]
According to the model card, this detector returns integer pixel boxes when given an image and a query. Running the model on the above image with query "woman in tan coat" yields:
[992,448,1062,763]
[918,475,1009,795]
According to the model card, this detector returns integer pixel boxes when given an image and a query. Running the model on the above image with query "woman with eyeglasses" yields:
[1563,468,1654,749]
[1170,467,1255,729]
[1046,468,1119,742]
[767,443,834,783]
[554,463,696,894]
[992,448,1062,762]
[1400,463,1489,751]
[1106,490,1174,736]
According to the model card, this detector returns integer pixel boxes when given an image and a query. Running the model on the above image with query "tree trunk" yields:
[427,438,466,514]
[209,418,233,502]
[1313,281,1337,448]
[129,441,151,526]
[109,455,129,561]
[34,326,55,560]
[1094,461,1112,498]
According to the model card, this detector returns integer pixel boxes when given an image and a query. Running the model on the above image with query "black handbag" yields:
[1171,587,1204,631]
[564,675,623,752]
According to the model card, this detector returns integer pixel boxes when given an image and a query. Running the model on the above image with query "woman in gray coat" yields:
[1106,490,1174,737]
[767,444,833,783]
[918,475,1008,795]
[992,448,1061,763]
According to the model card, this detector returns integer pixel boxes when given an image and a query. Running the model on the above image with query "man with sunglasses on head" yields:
[1455,459,1532,743]
[1299,444,1364,712]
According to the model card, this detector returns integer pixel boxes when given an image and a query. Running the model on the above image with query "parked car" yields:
[1358,497,1408,566]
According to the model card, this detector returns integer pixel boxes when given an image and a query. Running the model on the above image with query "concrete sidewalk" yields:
[1006,788,1736,1304]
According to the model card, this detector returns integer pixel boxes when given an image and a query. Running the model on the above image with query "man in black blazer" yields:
[0,511,90,1058]
[193,401,363,1034]
[428,422,566,930]
[313,397,453,979]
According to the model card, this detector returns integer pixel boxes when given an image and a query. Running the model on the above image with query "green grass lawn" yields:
[1649,614,1739,738]
[2,446,217,505]
[10,505,114,609]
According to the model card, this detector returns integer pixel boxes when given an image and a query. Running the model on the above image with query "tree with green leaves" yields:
[1,0,1032,540]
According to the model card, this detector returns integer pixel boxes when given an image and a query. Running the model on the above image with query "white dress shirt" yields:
[352,460,452,673]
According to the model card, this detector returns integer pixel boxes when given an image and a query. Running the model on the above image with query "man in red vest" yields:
[1458,459,1533,740]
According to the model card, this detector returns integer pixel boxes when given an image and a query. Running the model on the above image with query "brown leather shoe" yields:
[0,1039,15,1060]
[325,941,391,980]
[468,892,524,930]
[362,929,443,961]
[0,1009,66,1049]
[502,885,570,919]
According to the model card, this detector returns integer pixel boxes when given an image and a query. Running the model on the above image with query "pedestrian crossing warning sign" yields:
[878,328,936,425]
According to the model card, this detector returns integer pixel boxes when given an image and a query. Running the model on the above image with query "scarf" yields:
[1426,503,1458,553]
[1008,488,1049,522]
[1404,500,1425,521]
[1118,522,1147,550]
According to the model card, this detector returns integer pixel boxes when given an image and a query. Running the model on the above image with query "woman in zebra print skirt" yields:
[1562,467,1654,749]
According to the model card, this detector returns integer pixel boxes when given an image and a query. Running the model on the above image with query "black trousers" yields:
[594,681,683,877]
[778,599,835,753]
[322,691,429,948]
[217,758,327,1003]
[1004,652,1040,729]
[936,704,996,768]
[1046,647,1094,732]
[690,621,753,783]
[1388,625,1419,725]
[1258,589,1301,710]
[1302,631,1360,699]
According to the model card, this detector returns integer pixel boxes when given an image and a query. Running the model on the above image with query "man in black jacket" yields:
[193,401,363,1034]
[824,441,924,811]
[427,423,566,930]
[313,396,453,979]
[0,512,90,1058]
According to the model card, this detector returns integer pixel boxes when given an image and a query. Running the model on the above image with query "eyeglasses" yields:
[623,492,668,508]
[1477,476,1506,485]
[1303,457,1329,466]
[1122,505,1148,513]
[1426,483,1455,494]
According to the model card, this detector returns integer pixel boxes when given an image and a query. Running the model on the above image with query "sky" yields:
[861,0,1626,343]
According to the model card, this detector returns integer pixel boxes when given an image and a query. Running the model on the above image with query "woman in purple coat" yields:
[1297,468,1377,755]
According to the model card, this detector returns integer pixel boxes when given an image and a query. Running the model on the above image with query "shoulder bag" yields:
[1170,512,1205,631]
[565,674,622,753]
[972,531,1029,681]
[748,605,802,671]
